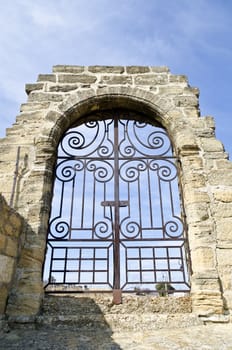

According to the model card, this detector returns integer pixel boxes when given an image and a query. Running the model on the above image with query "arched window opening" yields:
[43,109,190,298]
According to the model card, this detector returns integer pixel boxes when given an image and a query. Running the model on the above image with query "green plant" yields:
[155,282,175,296]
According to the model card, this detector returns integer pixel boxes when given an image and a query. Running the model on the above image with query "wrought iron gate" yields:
[43,110,190,296]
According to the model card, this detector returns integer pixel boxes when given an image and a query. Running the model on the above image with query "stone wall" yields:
[0,194,23,314]
[0,66,231,321]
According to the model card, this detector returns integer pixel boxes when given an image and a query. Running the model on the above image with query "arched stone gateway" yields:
[0,66,231,323]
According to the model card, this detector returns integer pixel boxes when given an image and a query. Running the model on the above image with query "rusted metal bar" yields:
[113,112,122,304]
[10,146,20,207]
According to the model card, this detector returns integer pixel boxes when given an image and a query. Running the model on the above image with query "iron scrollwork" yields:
[44,110,190,293]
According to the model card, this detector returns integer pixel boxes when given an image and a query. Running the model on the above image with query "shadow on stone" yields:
[1,295,122,349]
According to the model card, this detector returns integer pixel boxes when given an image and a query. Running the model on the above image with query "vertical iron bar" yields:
[81,161,86,228]
[63,248,68,284]
[10,146,20,207]
[153,248,156,283]
[69,177,75,239]
[158,176,165,237]
[78,249,82,284]
[113,113,122,304]
[93,248,96,283]
[167,247,171,283]
[92,165,96,239]
[147,164,153,227]
[137,168,142,238]
[139,248,142,283]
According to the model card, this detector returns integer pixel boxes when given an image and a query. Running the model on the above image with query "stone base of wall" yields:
[0,194,24,314]
[6,293,202,332]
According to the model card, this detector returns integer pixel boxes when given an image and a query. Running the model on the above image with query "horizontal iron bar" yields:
[101,200,129,207]
[48,238,187,242]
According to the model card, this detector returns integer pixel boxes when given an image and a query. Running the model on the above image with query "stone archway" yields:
[0,66,231,321]
[43,108,191,305]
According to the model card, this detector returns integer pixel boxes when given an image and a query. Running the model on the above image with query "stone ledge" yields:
[88,66,124,74]
[25,83,44,95]
[126,66,150,74]
[53,65,85,73]
[33,313,203,332]
[57,74,97,84]
[37,74,56,82]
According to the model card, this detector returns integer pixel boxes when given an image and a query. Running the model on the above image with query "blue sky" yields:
[0,0,231,157]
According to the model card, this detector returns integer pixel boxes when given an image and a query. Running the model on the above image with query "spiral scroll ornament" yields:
[149,159,177,181]
[56,160,84,182]
[60,121,103,157]
[119,140,136,157]
[164,217,183,238]
[49,217,70,239]
[97,140,114,157]
[94,219,113,239]
[119,160,147,182]
[120,218,141,239]
[87,160,114,182]
[126,122,172,156]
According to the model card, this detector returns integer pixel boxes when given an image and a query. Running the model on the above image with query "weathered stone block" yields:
[216,218,232,242]
[4,223,14,236]
[20,102,51,112]
[201,138,224,152]
[216,248,232,267]
[5,237,18,257]
[215,159,232,169]
[151,66,170,73]
[191,247,215,271]
[25,83,44,95]
[183,107,200,118]
[0,284,8,314]
[184,87,200,96]
[213,202,232,218]
[213,188,232,203]
[126,66,150,74]
[191,291,223,315]
[174,95,198,107]
[175,133,200,156]
[188,221,215,245]
[217,268,232,290]
[182,173,206,188]
[191,276,221,292]
[48,84,80,92]
[28,92,64,102]
[158,86,184,95]
[135,74,168,85]
[57,74,97,84]
[37,74,56,82]
[19,246,45,267]
[53,65,85,73]
[99,75,132,85]
[208,170,232,186]
[222,291,232,309]
[184,190,210,204]
[7,292,42,316]
[169,75,188,84]
[0,255,15,283]
[180,156,203,170]
[89,65,124,73]
[0,234,6,250]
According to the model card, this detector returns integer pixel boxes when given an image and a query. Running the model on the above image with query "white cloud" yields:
[28,5,65,29]
[0,0,232,156]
